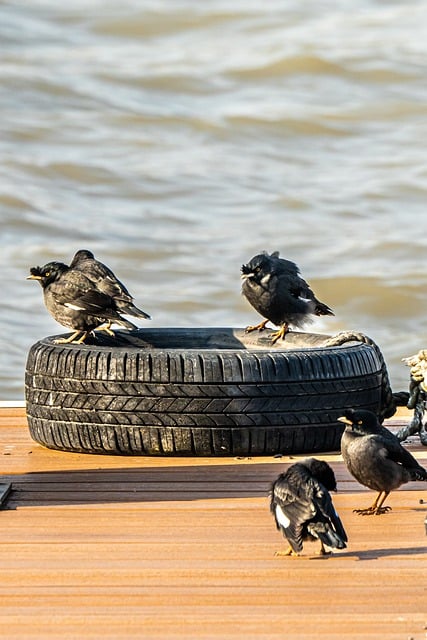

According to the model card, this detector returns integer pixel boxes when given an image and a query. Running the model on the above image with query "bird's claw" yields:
[275,546,299,557]
[373,506,392,515]
[53,331,88,344]
[244,320,269,334]
[353,506,392,516]
[269,325,289,344]
[353,508,376,516]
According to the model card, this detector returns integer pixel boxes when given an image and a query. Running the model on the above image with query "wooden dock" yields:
[1,406,426,639]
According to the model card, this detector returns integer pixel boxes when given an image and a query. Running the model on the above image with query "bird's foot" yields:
[353,506,376,516]
[353,505,391,516]
[275,546,299,557]
[318,543,332,556]
[245,319,269,334]
[373,505,392,515]
[269,324,289,344]
[54,331,86,344]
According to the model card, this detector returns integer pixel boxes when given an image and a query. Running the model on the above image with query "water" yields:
[1,1,427,401]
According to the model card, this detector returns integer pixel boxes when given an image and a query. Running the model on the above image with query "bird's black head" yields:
[70,249,95,268]
[338,408,381,435]
[301,458,337,491]
[241,252,275,283]
[27,261,69,288]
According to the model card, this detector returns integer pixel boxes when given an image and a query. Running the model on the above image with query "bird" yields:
[27,261,138,344]
[69,249,151,324]
[339,408,427,515]
[270,458,347,557]
[241,251,334,344]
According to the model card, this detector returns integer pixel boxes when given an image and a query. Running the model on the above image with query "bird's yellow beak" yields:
[26,274,41,280]
[337,416,352,426]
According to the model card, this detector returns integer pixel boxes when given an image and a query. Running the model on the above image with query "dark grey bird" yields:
[241,251,334,343]
[339,408,427,515]
[270,458,347,557]
[70,249,151,323]
[27,261,138,344]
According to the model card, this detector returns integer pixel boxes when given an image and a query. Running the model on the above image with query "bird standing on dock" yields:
[270,458,347,557]
[70,249,151,323]
[241,251,334,344]
[339,408,427,515]
[27,261,138,344]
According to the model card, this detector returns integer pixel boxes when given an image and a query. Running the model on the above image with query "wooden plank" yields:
[0,407,426,640]
[0,483,11,508]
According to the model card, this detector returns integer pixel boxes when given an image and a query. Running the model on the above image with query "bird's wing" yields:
[374,433,426,472]
[72,256,132,300]
[288,275,315,301]
[49,274,115,315]
[272,256,301,277]
[96,275,132,302]
[284,274,333,316]
[311,478,348,542]
[274,270,316,306]
[271,476,316,551]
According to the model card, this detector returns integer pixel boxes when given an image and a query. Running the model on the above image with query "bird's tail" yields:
[115,317,139,331]
[308,523,347,550]
[408,466,427,482]
[120,302,151,320]
[314,301,334,317]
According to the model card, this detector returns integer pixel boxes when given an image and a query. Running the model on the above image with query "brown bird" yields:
[339,408,427,515]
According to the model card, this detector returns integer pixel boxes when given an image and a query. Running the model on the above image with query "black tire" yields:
[25,327,384,456]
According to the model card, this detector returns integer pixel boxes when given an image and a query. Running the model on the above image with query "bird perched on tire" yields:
[339,408,427,515]
[27,261,138,344]
[70,249,151,324]
[241,251,334,344]
[270,458,347,557]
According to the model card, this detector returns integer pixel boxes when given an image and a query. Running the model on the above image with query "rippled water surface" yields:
[1,1,427,400]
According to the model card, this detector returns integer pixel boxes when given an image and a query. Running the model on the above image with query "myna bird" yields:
[27,261,138,344]
[339,408,427,515]
[270,458,347,557]
[241,251,334,344]
[70,249,151,322]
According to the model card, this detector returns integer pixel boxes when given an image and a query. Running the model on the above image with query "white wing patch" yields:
[275,504,290,529]
[65,303,86,311]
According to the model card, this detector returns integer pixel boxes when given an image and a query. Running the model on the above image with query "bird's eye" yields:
[44,271,50,277]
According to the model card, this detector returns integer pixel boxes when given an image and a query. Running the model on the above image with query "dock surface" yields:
[1,407,426,639]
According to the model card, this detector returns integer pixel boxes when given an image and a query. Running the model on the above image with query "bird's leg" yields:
[318,541,332,556]
[353,491,391,516]
[269,324,289,344]
[373,491,391,515]
[245,319,269,333]
[54,330,84,344]
[275,545,299,557]
[95,323,115,337]
[74,331,90,344]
